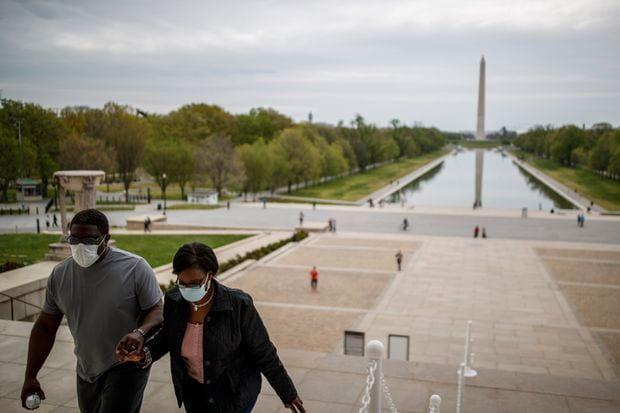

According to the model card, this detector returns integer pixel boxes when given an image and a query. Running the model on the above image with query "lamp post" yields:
[162,173,167,215]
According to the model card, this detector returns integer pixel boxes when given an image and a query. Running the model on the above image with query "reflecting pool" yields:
[388,149,575,209]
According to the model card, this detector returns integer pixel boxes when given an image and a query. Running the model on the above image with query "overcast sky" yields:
[0,0,618,132]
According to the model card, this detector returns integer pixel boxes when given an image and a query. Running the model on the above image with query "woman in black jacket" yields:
[121,242,305,413]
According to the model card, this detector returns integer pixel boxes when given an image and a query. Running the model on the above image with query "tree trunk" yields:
[124,183,130,204]
[41,177,49,198]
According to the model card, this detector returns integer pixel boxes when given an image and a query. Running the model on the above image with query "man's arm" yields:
[21,311,63,407]
[115,302,163,361]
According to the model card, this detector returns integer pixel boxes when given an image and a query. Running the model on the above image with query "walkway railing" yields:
[359,321,477,413]
[359,340,443,413]
[0,291,42,321]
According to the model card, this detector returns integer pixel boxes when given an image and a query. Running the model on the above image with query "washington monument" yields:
[474,56,485,207]
[476,55,486,140]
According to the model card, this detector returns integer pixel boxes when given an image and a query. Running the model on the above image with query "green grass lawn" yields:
[0,234,250,271]
[528,158,620,211]
[290,149,450,201]
[0,234,60,267]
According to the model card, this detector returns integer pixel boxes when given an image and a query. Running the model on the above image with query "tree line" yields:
[514,123,620,180]
[0,99,445,202]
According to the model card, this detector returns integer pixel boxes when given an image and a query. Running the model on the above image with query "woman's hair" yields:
[172,242,219,276]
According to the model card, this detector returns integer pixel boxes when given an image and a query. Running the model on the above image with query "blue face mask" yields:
[179,277,211,303]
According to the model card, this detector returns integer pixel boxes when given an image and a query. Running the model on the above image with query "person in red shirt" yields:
[310,266,318,291]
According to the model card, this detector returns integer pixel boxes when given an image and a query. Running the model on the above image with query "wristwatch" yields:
[133,328,146,337]
[139,347,152,369]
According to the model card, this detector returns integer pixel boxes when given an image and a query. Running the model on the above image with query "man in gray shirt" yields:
[21,209,163,412]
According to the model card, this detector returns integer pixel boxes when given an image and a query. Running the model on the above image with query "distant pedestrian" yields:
[368,198,374,208]
[474,225,480,238]
[577,212,585,228]
[144,218,148,233]
[313,202,316,210]
[262,198,267,209]
[550,208,555,214]
[145,216,152,232]
[227,201,230,210]
[52,214,58,227]
[482,228,487,239]
[299,211,304,227]
[331,218,337,232]
[45,218,50,230]
[402,218,409,231]
[310,266,318,291]
[395,250,404,271]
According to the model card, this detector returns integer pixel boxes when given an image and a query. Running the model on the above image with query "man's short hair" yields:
[70,209,109,234]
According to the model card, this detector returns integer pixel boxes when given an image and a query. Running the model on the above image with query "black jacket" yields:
[146,281,298,412]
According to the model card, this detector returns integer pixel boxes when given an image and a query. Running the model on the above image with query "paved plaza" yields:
[1,230,620,411]
[226,233,620,383]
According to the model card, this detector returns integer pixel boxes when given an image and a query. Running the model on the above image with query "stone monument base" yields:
[45,240,117,261]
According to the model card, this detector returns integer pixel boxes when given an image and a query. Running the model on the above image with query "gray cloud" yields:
[1,0,619,131]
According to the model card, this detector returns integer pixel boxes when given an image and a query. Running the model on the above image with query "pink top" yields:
[181,322,204,384]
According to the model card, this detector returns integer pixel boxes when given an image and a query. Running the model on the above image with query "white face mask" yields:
[70,240,104,268]
[179,277,211,303]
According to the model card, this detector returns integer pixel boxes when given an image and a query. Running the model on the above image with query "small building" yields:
[15,178,43,202]
[187,189,218,205]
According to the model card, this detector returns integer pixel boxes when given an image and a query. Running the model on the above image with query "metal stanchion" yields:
[428,394,441,413]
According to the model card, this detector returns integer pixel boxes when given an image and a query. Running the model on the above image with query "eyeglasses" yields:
[65,236,105,246]
[175,274,210,289]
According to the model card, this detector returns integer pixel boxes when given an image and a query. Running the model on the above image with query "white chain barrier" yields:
[380,372,398,413]
[359,360,378,413]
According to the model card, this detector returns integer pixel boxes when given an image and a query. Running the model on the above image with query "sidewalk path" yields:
[507,152,605,212]
[363,151,453,205]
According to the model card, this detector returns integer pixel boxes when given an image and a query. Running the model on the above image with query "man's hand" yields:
[114,331,145,362]
[285,397,305,412]
[21,377,45,409]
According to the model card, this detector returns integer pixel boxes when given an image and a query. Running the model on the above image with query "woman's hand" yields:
[285,397,305,412]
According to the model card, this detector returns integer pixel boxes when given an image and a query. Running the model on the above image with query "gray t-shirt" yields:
[43,247,163,382]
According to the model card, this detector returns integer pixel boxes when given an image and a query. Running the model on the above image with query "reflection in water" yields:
[515,165,574,209]
[388,149,576,209]
[390,164,444,202]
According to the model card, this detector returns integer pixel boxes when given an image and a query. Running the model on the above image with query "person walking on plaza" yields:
[310,265,319,291]
[482,227,487,238]
[402,218,409,231]
[120,242,305,413]
[474,225,480,238]
[21,209,163,412]
[395,250,404,271]
[577,212,585,228]
[299,211,304,227]
[52,214,58,228]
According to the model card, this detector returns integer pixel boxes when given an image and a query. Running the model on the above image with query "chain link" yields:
[380,372,399,413]
[358,360,378,413]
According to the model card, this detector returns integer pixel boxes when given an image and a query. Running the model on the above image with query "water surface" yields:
[389,149,574,209]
